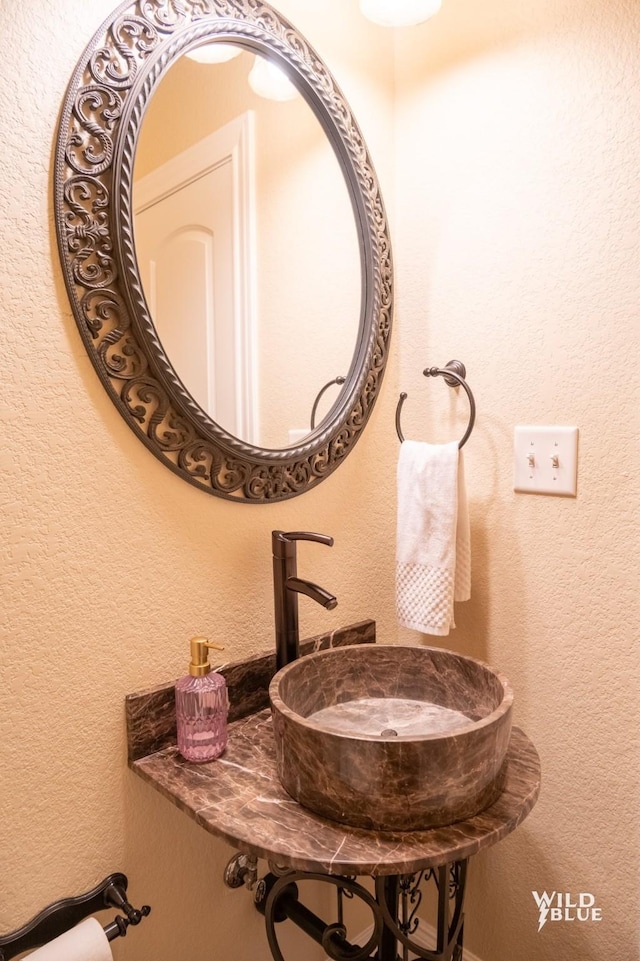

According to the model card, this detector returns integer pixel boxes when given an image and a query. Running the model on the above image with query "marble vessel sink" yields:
[269,644,514,831]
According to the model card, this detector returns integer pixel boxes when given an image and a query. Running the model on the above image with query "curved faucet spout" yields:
[273,531,334,551]
[286,576,338,610]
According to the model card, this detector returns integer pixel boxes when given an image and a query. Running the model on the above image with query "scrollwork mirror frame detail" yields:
[54,0,392,502]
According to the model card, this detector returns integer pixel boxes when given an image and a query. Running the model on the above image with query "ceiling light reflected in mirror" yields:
[248,57,299,102]
[186,44,299,102]
[186,43,242,64]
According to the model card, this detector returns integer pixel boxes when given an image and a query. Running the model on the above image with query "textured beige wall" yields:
[0,2,394,959]
[394,0,640,958]
[1,0,639,959]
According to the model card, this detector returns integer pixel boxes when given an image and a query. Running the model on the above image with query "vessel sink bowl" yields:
[269,644,513,831]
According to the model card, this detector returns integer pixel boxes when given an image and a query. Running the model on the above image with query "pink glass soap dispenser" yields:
[176,636,229,762]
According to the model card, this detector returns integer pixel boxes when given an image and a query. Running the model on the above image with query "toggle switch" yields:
[514,426,579,496]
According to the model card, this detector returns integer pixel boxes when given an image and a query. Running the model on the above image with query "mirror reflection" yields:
[133,44,361,450]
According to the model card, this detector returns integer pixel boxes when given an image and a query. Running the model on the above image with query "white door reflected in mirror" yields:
[135,113,256,444]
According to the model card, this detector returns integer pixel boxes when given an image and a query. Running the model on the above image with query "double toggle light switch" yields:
[514,426,579,496]
[527,452,559,469]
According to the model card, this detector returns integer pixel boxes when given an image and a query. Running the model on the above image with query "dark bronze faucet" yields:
[272,531,337,671]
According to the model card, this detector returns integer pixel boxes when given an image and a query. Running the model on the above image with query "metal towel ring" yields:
[310,376,346,429]
[396,360,476,449]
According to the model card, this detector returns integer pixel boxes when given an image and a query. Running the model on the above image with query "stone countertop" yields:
[131,710,540,877]
[126,622,541,878]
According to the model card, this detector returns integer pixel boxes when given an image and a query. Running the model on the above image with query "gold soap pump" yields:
[176,636,229,763]
[188,636,225,676]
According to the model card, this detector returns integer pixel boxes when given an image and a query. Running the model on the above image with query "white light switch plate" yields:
[514,426,579,496]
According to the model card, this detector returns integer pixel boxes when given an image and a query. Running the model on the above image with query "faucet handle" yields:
[272,531,334,556]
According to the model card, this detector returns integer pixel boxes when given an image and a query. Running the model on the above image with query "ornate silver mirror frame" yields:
[54,0,392,502]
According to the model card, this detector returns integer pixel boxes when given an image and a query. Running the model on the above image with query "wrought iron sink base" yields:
[237,858,468,961]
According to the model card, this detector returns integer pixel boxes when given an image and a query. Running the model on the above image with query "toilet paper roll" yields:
[25,918,113,961]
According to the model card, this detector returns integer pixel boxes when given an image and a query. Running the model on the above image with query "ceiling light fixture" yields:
[359,0,442,27]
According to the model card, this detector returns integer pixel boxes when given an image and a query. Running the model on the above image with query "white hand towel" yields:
[396,440,470,636]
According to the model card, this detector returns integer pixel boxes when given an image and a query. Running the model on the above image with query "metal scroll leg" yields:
[376,861,468,961]
[379,876,399,961]
[242,861,468,961]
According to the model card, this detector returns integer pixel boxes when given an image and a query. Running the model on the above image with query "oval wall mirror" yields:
[54,0,392,502]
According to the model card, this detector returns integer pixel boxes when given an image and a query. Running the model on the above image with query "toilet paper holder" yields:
[0,872,150,959]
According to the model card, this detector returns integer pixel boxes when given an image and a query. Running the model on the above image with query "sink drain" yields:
[380,729,398,737]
